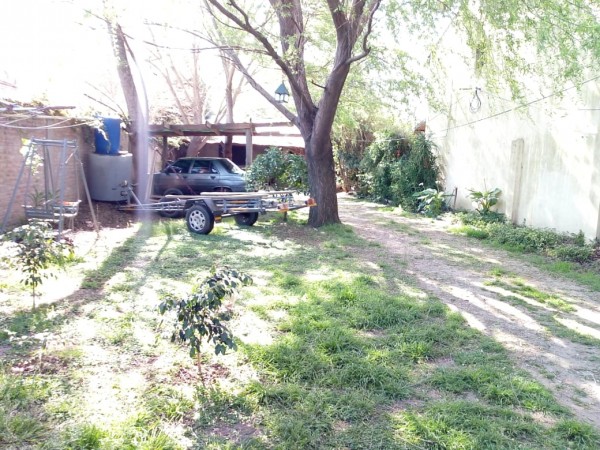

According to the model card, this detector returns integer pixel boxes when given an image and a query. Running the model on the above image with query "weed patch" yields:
[453,215,600,291]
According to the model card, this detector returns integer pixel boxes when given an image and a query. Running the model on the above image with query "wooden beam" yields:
[254,131,303,137]
[147,121,296,137]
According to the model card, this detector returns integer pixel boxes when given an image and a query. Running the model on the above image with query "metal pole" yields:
[74,144,99,233]
[57,139,68,236]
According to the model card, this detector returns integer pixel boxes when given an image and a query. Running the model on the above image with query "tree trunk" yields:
[205,0,381,226]
[107,21,156,200]
[110,23,141,176]
[305,138,340,226]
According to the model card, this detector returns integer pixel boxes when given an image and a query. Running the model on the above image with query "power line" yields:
[430,73,600,136]
[0,119,95,130]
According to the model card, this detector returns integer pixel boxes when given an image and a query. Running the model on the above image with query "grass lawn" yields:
[1,213,599,449]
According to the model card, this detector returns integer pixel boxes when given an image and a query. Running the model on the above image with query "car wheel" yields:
[159,189,184,218]
[234,212,259,227]
[185,204,214,234]
[213,187,232,192]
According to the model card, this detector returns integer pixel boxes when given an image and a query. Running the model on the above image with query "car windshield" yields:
[220,159,244,174]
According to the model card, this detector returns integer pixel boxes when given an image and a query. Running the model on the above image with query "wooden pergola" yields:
[148,121,301,165]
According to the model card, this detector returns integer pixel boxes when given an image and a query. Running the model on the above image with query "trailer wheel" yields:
[159,189,184,218]
[234,212,259,227]
[186,204,214,234]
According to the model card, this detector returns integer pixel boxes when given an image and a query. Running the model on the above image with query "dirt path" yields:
[337,194,600,429]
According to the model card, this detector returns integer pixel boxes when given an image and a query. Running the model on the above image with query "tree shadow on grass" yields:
[187,222,596,449]
[0,222,156,354]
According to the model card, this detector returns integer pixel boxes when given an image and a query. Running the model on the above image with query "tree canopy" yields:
[197,0,600,225]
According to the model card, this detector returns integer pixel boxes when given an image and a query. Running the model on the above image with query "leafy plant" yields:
[413,188,448,217]
[468,187,502,215]
[359,131,441,211]
[1,220,73,310]
[158,267,252,383]
[333,120,375,192]
[454,214,596,265]
[27,188,62,208]
[547,244,594,263]
[246,147,309,193]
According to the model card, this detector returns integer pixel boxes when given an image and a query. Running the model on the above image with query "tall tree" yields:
[105,19,146,188]
[203,0,600,227]
[206,0,382,227]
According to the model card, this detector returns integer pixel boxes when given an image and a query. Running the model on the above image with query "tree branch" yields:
[221,47,298,125]
[206,0,314,114]
[345,0,382,65]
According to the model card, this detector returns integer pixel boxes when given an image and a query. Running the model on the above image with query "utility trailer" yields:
[118,187,316,234]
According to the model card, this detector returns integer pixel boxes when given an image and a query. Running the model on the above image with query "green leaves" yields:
[1,220,73,309]
[412,188,448,217]
[359,131,441,211]
[245,147,309,193]
[468,187,502,214]
[158,267,253,371]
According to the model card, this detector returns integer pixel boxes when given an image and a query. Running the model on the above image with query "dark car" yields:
[152,157,246,196]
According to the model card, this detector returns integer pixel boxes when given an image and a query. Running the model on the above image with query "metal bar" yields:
[56,139,68,235]
[30,138,77,147]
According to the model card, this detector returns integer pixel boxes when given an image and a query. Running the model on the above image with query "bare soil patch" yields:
[73,200,139,230]
[337,194,600,429]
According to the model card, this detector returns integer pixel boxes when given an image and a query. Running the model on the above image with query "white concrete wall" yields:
[429,70,600,240]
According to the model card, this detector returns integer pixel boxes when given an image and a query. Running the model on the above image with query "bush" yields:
[547,244,594,263]
[158,267,252,382]
[359,131,441,211]
[333,121,374,192]
[246,147,309,193]
[486,225,563,252]
[455,214,595,263]
[468,188,502,214]
[1,220,73,310]
[413,188,448,217]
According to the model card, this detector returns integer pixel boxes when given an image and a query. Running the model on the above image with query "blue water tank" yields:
[94,117,121,155]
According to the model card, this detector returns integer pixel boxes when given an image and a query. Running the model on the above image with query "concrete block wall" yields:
[0,117,94,230]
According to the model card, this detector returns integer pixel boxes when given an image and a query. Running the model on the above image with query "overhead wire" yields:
[0,118,96,130]
[430,72,600,136]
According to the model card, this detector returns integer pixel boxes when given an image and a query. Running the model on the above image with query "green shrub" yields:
[486,224,563,252]
[359,131,441,210]
[333,121,374,192]
[158,267,252,382]
[1,220,74,310]
[455,215,595,264]
[468,187,502,214]
[246,147,309,193]
[547,244,594,263]
[479,211,506,223]
[413,188,448,217]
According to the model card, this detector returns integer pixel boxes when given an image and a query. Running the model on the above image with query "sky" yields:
[1,1,114,109]
[0,0,283,121]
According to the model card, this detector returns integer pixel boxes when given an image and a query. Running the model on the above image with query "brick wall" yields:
[0,117,94,230]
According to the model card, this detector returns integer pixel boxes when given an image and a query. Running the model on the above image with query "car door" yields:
[154,158,195,194]
[188,159,220,193]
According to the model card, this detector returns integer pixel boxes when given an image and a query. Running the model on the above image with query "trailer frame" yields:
[117,185,315,234]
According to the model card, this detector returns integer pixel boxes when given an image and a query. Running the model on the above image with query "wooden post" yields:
[507,138,524,224]
[245,129,253,167]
